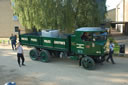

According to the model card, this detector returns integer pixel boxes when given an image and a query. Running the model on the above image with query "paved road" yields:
[0,45,128,85]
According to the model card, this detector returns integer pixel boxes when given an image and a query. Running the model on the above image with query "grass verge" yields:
[108,37,120,54]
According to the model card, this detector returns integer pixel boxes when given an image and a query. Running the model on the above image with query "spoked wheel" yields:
[81,56,95,70]
[40,50,51,62]
[29,49,39,60]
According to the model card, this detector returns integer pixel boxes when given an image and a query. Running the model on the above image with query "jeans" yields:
[11,42,15,50]
[106,50,115,64]
[17,53,25,66]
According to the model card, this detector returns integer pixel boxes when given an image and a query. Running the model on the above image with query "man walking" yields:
[106,41,115,64]
[10,34,15,50]
[17,42,26,67]
[14,35,17,49]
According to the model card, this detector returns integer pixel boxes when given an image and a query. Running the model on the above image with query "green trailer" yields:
[18,27,108,70]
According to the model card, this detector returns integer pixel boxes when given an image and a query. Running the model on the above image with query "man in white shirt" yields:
[17,42,25,67]
[106,41,115,64]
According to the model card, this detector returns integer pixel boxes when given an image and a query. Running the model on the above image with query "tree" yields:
[12,0,106,33]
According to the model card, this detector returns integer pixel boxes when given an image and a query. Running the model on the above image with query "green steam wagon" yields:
[19,27,108,70]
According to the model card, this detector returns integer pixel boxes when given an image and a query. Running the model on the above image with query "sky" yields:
[106,0,121,10]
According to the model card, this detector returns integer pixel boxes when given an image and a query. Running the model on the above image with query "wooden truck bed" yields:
[19,33,70,51]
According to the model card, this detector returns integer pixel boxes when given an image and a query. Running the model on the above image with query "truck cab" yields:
[71,27,108,57]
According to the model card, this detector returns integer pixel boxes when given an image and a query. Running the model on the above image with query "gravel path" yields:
[0,45,128,85]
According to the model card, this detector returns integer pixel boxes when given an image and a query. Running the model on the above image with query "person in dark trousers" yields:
[106,41,115,64]
[14,35,17,49]
[10,34,15,50]
[17,42,26,67]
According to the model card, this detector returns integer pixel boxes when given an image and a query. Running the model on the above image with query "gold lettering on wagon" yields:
[21,38,28,41]
[31,39,37,42]
[44,40,51,43]
[76,44,84,49]
[54,41,65,45]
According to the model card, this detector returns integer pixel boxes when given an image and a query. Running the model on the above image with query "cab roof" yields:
[76,27,107,32]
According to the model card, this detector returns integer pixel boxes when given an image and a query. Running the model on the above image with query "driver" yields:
[81,32,89,41]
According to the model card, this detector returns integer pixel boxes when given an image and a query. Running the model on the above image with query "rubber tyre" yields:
[29,49,38,60]
[81,56,95,70]
[40,50,51,62]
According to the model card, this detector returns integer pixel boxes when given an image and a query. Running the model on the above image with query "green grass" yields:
[0,40,9,44]
[0,40,2,43]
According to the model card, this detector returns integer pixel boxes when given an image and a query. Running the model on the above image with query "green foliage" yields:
[76,0,100,27]
[108,37,120,54]
[0,40,2,43]
[12,0,106,33]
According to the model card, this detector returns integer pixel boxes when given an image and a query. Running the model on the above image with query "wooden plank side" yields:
[29,35,40,46]
[40,37,53,48]
[20,35,30,45]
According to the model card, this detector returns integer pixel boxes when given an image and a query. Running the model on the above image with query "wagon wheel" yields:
[81,56,95,70]
[29,49,39,60]
[40,50,51,62]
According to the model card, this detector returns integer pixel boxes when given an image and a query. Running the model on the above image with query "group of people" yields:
[10,34,17,50]
[10,34,26,67]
